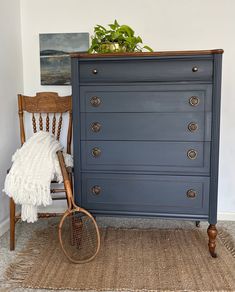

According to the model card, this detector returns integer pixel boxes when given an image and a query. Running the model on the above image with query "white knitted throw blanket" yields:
[3,131,73,223]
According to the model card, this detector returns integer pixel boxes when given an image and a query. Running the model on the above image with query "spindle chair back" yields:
[18,92,72,152]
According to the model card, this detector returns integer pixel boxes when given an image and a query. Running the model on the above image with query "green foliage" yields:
[88,20,153,53]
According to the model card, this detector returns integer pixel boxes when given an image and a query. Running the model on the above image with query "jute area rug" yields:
[4,225,235,291]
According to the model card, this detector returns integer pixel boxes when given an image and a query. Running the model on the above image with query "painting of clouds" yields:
[40,33,89,85]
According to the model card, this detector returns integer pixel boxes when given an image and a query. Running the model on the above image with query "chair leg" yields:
[10,198,16,251]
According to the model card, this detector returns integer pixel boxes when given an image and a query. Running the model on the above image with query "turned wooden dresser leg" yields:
[207,224,217,258]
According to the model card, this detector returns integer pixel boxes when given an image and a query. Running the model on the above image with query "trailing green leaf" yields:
[143,45,154,52]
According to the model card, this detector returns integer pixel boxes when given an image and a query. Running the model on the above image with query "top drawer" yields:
[79,59,213,83]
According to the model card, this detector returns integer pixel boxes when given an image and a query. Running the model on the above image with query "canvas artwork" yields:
[40,33,89,85]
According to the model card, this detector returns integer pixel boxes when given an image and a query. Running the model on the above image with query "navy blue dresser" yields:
[71,50,223,257]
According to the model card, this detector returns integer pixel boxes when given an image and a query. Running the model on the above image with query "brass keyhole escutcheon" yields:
[91,147,101,158]
[188,122,198,132]
[91,122,101,133]
[90,96,101,107]
[91,185,102,195]
[189,96,200,106]
[187,149,198,160]
[187,189,197,198]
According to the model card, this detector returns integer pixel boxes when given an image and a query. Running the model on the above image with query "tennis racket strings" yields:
[59,210,100,263]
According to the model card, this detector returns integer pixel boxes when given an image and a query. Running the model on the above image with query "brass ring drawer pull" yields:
[91,122,101,133]
[187,149,198,160]
[189,96,200,106]
[91,185,101,195]
[90,96,101,107]
[91,147,101,157]
[92,69,98,74]
[192,66,198,72]
[188,122,198,132]
[187,189,197,198]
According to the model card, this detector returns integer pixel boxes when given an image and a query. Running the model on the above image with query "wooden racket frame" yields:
[57,150,101,264]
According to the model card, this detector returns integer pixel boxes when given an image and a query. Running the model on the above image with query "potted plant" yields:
[88,20,153,53]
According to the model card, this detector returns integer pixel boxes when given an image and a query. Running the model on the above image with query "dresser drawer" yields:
[81,112,211,141]
[80,84,212,113]
[81,141,210,173]
[81,173,209,215]
[79,59,213,83]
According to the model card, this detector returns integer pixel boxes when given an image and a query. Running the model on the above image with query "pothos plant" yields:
[88,20,153,53]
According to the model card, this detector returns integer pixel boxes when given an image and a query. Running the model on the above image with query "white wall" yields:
[0,0,23,234]
[19,0,235,217]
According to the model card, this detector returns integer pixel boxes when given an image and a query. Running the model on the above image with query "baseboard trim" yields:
[0,206,66,237]
[0,217,9,237]
[218,212,235,221]
[37,205,66,213]
[0,210,234,237]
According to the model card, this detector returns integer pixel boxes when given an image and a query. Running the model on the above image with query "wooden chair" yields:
[9,92,72,250]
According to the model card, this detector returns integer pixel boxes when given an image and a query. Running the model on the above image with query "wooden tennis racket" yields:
[57,151,100,264]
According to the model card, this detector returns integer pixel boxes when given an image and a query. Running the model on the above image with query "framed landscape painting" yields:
[39,33,89,85]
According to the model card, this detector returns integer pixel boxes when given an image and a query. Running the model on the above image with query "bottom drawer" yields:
[81,174,209,216]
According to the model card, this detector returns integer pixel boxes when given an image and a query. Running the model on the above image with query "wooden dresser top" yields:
[70,49,224,59]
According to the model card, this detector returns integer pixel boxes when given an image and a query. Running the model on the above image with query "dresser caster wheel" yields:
[195,221,200,228]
